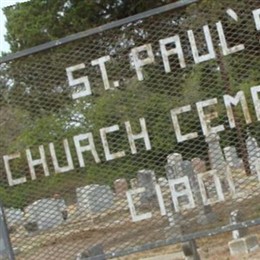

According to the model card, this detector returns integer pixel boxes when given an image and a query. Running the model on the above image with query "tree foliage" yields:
[4,0,177,52]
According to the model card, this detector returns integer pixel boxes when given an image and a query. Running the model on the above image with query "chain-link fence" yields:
[1,0,260,259]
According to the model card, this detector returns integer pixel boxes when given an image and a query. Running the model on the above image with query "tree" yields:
[1,0,181,117]
[4,0,178,52]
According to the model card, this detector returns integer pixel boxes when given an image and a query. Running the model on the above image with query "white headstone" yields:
[191,158,207,173]
[165,153,184,182]
[246,135,260,173]
[114,178,128,198]
[166,153,183,176]
[230,210,247,239]
[206,133,226,172]
[224,146,243,169]
[190,158,218,225]
[25,198,65,230]
[4,208,24,227]
[158,177,168,187]
[137,169,157,204]
[130,178,138,189]
[76,185,114,213]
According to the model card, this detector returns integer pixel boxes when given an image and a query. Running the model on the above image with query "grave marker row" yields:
[5,133,260,235]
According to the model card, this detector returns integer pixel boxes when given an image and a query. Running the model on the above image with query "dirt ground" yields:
[116,226,260,260]
[13,222,260,259]
[13,186,260,260]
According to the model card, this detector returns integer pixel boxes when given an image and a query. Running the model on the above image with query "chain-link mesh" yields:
[1,0,260,259]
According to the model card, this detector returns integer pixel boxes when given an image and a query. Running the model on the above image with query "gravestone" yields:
[137,170,157,205]
[158,177,178,227]
[159,172,182,236]
[229,210,247,239]
[166,159,201,208]
[165,153,185,212]
[191,158,218,225]
[165,154,217,226]
[229,235,259,256]
[167,156,204,191]
[165,155,190,215]
[206,133,231,195]
[206,133,226,172]
[166,153,183,179]
[130,178,138,189]
[165,164,175,181]
[228,209,259,255]
[53,194,68,220]
[165,155,195,227]
[182,160,201,203]
[158,177,168,188]
[191,158,206,174]
[4,208,24,227]
[114,178,128,198]
[246,135,260,173]
[224,146,243,169]
[165,154,184,210]
[76,185,114,213]
[24,198,66,231]
[223,148,246,197]
[192,158,210,199]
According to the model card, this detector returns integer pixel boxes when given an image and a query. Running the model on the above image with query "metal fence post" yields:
[182,239,200,260]
[0,203,15,260]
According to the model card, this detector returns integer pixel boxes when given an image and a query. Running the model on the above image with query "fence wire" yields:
[1,0,260,259]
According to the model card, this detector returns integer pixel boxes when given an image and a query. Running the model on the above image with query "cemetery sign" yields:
[1,0,260,259]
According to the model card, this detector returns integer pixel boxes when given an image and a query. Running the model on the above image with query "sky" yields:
[0,0,30,53]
